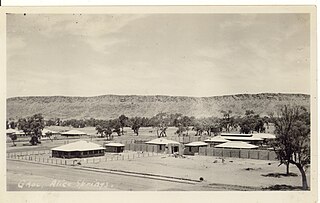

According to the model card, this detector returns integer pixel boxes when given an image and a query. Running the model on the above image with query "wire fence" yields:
[7,150,162,166]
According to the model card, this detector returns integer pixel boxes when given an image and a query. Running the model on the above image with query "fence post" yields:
[248,150,250,159]
[258,151,260,160]
[268,151,270,160]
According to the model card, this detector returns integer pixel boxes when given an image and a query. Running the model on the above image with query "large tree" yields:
[18,114,45,145]
[119,115,129,135]
[130,117,142,136]
[272,105,310,190]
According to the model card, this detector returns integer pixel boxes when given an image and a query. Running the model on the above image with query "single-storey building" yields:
[184,141,208,155]
[61,130,86,138]
[204,136,229,147]
[145,138,181,154]
[104,142,125,153]
[51,140,105,158]
[220,133,263,144]
[214,141,259,149]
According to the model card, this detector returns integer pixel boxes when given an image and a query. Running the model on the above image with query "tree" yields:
[9,134,17,146]
[131,117,142,136]
[219,110,237,133]
[119,115,129,135]
[272,105,310,190]
[18,114,44,145]
[239,110,259,134]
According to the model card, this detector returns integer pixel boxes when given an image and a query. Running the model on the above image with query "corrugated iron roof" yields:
[214,141,259,149]
[51,140,104,151]
[184,141,208,147]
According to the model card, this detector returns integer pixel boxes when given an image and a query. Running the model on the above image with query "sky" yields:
[6,13,310,98]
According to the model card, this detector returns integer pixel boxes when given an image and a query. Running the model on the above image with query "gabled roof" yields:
[214,141,259,149]
[61,130,86,135]
[145,138,180,145]
[184,141,208,147]
[204,136,229,143]
[51,140,104,151]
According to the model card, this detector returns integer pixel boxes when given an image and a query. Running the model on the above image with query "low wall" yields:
[197,147,278,161]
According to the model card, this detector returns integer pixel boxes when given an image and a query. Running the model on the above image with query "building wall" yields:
[52,149,104,158]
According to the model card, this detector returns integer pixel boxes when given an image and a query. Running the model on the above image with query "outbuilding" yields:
[145,138,181,154]
[104,142,125,153]
[51,140,105,158]
[184,141,208,155]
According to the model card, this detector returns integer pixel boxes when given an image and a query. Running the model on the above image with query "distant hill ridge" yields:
[7,93,310,120]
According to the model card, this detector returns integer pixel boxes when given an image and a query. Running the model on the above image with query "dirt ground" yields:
[83,154,308,188]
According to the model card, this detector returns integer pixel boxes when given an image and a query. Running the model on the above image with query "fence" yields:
[7,149,161,166]
[198,147,277,161]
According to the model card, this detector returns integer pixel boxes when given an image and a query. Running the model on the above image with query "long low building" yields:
[61,130,86,137]
[51,140,105,158]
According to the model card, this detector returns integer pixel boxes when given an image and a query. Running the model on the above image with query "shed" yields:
[51,140,105,158]
[145,138,181,154]
[214,141,258,149]
[104,142,125,153]
[184,141,208,154]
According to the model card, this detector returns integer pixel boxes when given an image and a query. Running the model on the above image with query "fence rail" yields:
[7,149,161,166]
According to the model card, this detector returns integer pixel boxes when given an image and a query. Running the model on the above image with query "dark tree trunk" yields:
[296,163,308,190]
[286,162,290,175]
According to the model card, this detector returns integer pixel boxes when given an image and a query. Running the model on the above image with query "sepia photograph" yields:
[1,5,317,201]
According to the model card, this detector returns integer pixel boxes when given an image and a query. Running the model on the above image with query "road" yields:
[7,159,233,191]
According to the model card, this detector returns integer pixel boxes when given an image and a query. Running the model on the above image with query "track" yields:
[7,158,260,190]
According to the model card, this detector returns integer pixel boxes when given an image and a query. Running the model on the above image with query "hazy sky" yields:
[7,13,310,98]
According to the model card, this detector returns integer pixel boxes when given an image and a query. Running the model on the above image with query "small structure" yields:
[61,130,86,138]
[204,136,229,147]
[145,138,181,154]
[184,141,208,155]
[214,141,258,149]
[51,140,105,158]
[6,129,25,136]
[42,129,59,136]
[104,142,125,153]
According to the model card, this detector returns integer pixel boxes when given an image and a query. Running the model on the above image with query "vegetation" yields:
[272,105,310,190]
[17,113,45,145]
